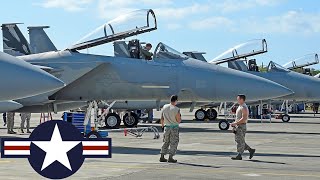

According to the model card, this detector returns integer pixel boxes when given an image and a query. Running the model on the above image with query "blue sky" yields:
[0,0,320,68]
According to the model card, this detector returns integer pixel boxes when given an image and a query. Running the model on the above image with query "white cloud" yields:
[214,0,284,13]
[35,0,93,12]
[243,10,320,34]
[154,3,210,20]
[189,17,234,30]
[97,0,174,19]
[166,23,182,30]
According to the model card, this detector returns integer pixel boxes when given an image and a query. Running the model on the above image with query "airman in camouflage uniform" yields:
[160,95,181,163]
[231,94,256,160]
[20,113,31,133]
[6,112,16,134]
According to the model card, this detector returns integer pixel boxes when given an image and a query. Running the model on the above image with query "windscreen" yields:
[267,61,290,72]
[154,42,188,60]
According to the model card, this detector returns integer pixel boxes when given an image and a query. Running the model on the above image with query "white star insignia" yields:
[32,124,81,171]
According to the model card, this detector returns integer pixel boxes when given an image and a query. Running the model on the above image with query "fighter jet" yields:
[1,10,293,129]
[209,39,320,122]
[0,50,65,112]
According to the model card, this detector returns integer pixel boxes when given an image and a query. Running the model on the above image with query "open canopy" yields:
[69,9,157,51]
[283,53,319,70]
[210,39,267,64]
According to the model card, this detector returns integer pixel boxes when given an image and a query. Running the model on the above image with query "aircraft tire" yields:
[86,131,102,138]
[195,109,206,121]
[206,108,218,120]
[123,112,139,128]
[281,114,290,122]
[219,120,230,130]
[105,113,121,129]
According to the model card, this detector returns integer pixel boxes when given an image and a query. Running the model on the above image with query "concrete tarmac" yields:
[0,110,319,179]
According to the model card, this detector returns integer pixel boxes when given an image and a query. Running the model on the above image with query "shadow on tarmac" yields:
[177,162,220,168]
[245,159,287,165]
[112,146,320,158]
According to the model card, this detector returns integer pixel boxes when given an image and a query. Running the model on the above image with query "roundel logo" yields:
[1,120,112,179]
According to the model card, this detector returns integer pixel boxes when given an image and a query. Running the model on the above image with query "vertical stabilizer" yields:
[27,26,57,53]
[1,23,31,56]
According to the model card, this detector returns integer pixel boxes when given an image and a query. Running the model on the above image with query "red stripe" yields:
[4,146,30,150]
[83,146,109,150]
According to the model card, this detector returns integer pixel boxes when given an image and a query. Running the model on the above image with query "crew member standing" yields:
[230,94,255,160]
[20,112,31,133]
[160,95,181,163]
[6,112,16,134]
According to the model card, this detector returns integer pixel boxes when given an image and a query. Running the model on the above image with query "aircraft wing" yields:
[210,39,268,65]
[69,9,157,51]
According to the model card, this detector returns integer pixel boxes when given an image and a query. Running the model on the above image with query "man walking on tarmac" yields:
[6,112,16,134]
[20,113,31,133]
[160,95,181,163]
[230,94,255,160]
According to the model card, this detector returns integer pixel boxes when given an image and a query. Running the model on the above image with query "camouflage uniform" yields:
[161,127,179,156]
[234,103,251,155]
[234,124,251,154]
[160,104,180,156]
[20,113,31,132]
[6,112,15,133]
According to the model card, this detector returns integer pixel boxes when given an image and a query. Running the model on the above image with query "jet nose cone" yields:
[249,77,294,100]
[0,52,65,101]
[214,66,294,101]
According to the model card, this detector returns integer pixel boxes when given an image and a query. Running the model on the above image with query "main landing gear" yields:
[195,108,218,121]
[105,111,139,129]
[194,108,229,130]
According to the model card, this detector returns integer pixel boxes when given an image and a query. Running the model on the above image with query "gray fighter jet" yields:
[1,10,293,129]
[209,39,320,122]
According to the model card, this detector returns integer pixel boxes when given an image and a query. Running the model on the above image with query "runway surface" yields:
[0,110,319,179]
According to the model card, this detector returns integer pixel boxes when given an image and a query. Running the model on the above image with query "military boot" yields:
[231,154,242,160]
[249,149,256,159]
[168,155,177,163]
[159,154,167,162]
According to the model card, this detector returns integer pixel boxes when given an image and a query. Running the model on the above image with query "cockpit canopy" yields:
[154,43,188,60]
[267,61,290,72]
[210,39,267,65]
[283,53,319,70]
[69,9,157,51]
